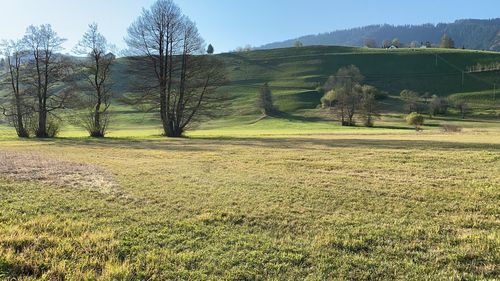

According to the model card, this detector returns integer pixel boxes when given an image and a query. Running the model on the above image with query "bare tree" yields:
[440,35,455,48]
[0,40,32,137]
[363,38,377,48]
[382,39,391,48]
[454,99,471,119]
[75,23,115,137]
[392,38,401,48]
[322,65,364,126]
[23,24,73,138]
[323,65,364,93]
[294,40,304,48]
[359,85,378,127]
[125,0,225,137]
[400,89,423,113]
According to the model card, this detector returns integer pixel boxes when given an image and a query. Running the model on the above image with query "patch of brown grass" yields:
[0,151,119,195]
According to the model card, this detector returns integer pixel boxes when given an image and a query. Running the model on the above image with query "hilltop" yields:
[261,19,500,51]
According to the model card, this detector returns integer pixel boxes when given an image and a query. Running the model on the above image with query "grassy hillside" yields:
[216,46,499,113]
[1,46,499,136]
[1,46,499,280]
[103,46,500,135]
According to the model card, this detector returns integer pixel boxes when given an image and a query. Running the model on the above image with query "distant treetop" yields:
[207,44,214,54]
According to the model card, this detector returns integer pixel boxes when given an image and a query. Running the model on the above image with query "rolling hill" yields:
[211,46,500,116]
[1,46,500,136]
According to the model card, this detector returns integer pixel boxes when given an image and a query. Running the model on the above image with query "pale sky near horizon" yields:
[0,0,498,54]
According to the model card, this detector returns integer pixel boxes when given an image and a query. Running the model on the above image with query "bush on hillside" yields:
[440,124,462,133]
[430,96,451,116]
[406,112,425,130]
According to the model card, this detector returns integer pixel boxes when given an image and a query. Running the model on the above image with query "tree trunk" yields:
[91,95,103,137]
[14,98,28,138]
[163,120,183,137]
[37,110,47,138]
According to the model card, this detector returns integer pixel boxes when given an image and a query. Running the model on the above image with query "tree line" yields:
[0,0,225,139]
[262,19,500,51]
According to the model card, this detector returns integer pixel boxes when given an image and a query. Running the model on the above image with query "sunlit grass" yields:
[0,44,499,279]
[1,129,499,279]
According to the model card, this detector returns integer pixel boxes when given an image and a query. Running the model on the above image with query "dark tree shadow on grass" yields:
[13,133,499,153]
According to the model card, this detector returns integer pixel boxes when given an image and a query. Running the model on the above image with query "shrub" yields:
[375,90,389,100]
[400,90,422,113]
[430,96,450,116]
[406,112,425,130]
[441,124,462,133]
[30,116,62,138]
[45,118,62,138]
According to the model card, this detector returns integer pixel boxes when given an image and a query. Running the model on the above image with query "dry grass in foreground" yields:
[0,151,119,195]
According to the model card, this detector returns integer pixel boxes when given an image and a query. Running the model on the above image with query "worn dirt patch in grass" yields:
[0,151,121,196]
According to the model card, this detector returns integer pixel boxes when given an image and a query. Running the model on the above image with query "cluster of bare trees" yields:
[0,25,74,138]
[0,0,225,138]
[321,65,381,127]
[400,90,471,119]
[0,24,115,138]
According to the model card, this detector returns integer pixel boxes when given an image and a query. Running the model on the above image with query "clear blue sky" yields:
[0,0,498,53]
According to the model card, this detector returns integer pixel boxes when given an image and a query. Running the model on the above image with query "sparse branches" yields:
[294,40,304,48]
[75,23,115,137]
[125,0,226,137]
[322,65,378,127]
[440,34,455,48]
[391,38,401,48]
[23,24,72,138]
[359,85,378,127]
[429,95,450,116]
[454,99,470,119]
[363,38,377,48]
[0,39,32,137]
[400,90,423,113]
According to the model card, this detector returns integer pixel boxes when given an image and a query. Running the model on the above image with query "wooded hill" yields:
[261,19,500,51]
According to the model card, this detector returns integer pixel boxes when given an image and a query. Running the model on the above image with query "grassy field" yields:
[1,46,499,280]
[104,46,500,131]
[0,130,499,280]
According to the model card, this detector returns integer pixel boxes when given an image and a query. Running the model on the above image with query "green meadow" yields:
[1,46,499,280]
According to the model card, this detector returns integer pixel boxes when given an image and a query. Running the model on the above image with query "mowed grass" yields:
[0,131,499,280]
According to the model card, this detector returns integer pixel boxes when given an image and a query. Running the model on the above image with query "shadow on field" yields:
[21,135,500,153]
[429,116,500,123]
[192,137,500,151]
[275,111,327,122]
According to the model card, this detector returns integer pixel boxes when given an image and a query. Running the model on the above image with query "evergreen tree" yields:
[258,83,275,116]
[207,44,214,54]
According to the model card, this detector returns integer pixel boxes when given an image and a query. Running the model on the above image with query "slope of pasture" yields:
[1,46,499,136]
[216,46,500,116]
